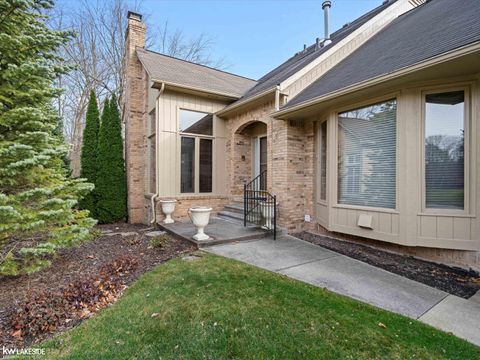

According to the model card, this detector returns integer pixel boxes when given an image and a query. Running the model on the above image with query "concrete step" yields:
[224,203,244,214]
[218,210,262,224]
[216,214,258,228]
[218,210,244,222]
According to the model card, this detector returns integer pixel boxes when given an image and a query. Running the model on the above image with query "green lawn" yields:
[34,253,478,360]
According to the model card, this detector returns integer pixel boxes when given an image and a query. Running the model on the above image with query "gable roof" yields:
[136,48,257,98]
[236,0,399,103]
[281,0,480,111]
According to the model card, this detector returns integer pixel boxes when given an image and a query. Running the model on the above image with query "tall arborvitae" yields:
[96,95,127,223]
[0,0,96,275]
[79,91,100,217]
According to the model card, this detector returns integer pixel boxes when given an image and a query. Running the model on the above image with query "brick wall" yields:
[154,196,230,223]
[124,13,148,223]
[223,99,315,233]
[224,101,273,196]
[271,119,315,232]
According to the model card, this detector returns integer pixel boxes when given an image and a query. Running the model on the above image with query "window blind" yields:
[338,99,397,209]
[425,91,464,210]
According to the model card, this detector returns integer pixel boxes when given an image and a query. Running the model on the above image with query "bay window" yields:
[179,109,213,194]
[338,99,397,209]
[424,90,465,210]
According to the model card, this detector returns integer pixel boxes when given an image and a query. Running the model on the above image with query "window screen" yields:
[425,91,464,210]
[338,99,397,209]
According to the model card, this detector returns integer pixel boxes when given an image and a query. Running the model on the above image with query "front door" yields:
[253,136,267,190]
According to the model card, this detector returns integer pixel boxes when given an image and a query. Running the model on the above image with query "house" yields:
[123,0,480,270]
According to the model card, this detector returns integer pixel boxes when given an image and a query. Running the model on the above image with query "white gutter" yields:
[274,42,480,118]
[150,82,165,225]
[274,85,280,111]
[216,86,278,116]
[151,78,242,100]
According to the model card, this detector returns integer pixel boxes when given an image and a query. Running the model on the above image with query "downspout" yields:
[274,84,280,111]
[150,82,165,225]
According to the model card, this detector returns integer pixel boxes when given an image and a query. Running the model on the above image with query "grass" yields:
[33,253,479,360]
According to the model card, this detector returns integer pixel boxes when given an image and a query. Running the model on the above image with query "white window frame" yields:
[420,85,471,215]
[334,93,400,214]
[177,107,215,195]
[316,120,328,204]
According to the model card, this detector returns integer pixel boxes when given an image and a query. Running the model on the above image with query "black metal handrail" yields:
[244,170,277,240]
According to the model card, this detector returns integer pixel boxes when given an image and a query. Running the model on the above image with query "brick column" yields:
[124,12,147,223]
[271,119,315,232]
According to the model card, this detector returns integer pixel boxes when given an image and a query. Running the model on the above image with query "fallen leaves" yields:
[9,256,139,340]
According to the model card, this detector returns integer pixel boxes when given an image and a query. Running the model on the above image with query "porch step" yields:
[217,210,244,222]
[224,203,244,214]
[218,210,262,224]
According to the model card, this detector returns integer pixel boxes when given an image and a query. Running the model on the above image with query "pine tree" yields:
[0,0,96,275]
[79,91,100,217]
[96,95,127,223]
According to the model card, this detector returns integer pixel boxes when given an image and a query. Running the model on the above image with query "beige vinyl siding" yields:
[156,90,229,197]
[313,76,479,251]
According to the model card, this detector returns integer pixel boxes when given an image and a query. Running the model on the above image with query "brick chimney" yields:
[124,11,147,223]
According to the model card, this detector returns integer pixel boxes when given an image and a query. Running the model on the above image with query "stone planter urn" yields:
[159,199,177,224]
[188,206,212,241]
[260,200,277,230]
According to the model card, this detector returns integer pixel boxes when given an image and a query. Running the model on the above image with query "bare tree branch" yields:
[51,0,229,176]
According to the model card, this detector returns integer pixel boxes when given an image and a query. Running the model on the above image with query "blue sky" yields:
[139,0,384,79]
[59,0,384,79]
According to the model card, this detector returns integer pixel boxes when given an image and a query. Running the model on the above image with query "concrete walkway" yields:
[206,235,480,347]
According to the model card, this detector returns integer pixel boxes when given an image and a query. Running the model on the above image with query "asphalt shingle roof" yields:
[237,0,398,102]
[283,0,480,110]
[136,48,257,98]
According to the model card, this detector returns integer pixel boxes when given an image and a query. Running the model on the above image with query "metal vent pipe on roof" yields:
[322,0,332,46]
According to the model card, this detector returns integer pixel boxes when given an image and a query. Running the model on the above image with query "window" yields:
[179,109,213,135]
[147,109,156,193]
[199,139,213,193]
[425,90,465,210]
[180,137,195,193]
[319,121,327,201]
[179,109,213,194]
[338,99,397,209]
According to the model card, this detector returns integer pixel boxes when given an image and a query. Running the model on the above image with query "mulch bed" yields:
[0,223,194,352]
[295,231,480,299]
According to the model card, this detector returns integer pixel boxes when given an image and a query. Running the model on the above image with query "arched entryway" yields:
[231,120,268,195]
